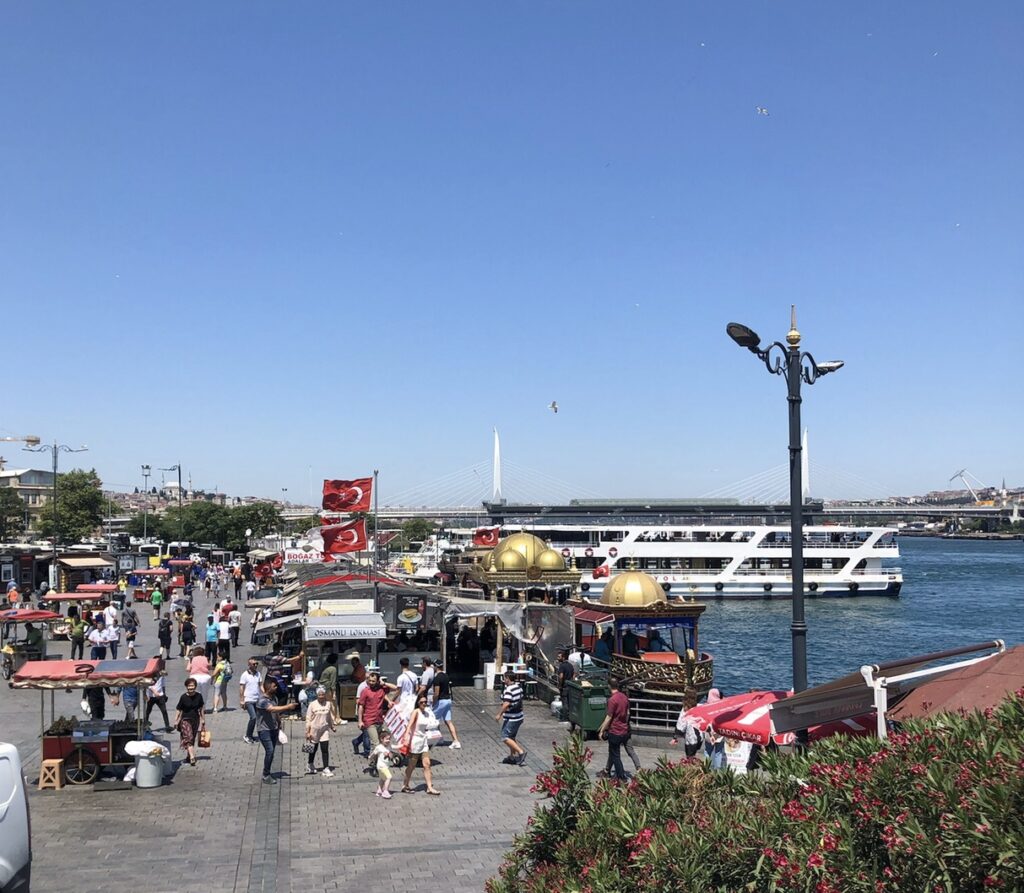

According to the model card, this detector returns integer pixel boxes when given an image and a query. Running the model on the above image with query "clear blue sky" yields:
[2,2,1021,504]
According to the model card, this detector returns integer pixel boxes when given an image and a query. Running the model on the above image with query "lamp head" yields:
[726,322,761,351]
[816,361,845,375]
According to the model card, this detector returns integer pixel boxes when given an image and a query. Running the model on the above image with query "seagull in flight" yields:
[549,401,559,414]
[756,106,770,116]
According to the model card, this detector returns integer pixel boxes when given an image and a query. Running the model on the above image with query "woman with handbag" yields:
[211,655,232,712]
[173,677,206,767]
[303,686,336,777]
[400,692,442,795]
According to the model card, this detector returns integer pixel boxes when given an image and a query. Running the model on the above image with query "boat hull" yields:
[610,652,714,697]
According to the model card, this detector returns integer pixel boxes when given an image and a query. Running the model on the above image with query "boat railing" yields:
[851,567,902,576]
[756,541,887,550]
[628,692,683,731]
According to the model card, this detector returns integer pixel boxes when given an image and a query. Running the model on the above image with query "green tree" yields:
[0,488,26,540]
[37,468,104,545]
[287,514,322,535]
[401,518,435,544]
[226,502,283,551]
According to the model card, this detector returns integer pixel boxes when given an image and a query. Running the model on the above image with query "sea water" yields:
[699,537,1024,695]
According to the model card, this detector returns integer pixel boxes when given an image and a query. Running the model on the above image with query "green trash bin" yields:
[563,677,610,739]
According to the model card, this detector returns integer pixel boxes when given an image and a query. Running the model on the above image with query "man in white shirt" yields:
[228,607,242,647]
[102,620,121,660]
[102,601,118,628]
[395,657,418,712]
[218,617,232,659]
[245,579,257,601]
[239,656,262,744]
[87,618,107,660]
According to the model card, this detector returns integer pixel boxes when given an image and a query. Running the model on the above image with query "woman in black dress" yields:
[174,677,206,766]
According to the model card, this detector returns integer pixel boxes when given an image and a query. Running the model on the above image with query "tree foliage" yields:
[126,501,283,551]
[37,469,104,545]
[401,518,435,543]
[0,488,26,540]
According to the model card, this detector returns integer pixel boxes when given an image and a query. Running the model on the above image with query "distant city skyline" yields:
[3,3,1021,499]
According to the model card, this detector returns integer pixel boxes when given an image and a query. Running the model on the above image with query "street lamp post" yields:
[727,307,843,697]
[23,440,89,589]
[141,465,151,541]
[159,464,183,552]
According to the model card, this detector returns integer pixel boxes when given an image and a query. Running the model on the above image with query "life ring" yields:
[581,582,590,593]
[561,548,571,558]
[608,547,618,558]
[808,582,818,592]
[661,583,671,592]
[764,583,773,593]
[848,582,859,592]
[714,582,724,592]
[584,547,594,558]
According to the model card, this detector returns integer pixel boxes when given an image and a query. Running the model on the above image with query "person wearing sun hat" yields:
[347,651,366,685]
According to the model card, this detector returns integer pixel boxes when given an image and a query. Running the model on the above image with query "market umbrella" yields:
[712,690,794,746]
[683,690,789,734]
[807,713,877,742]
[0,608,63,623]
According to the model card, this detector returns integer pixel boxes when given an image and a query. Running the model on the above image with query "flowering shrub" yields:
[486,691,1024,893]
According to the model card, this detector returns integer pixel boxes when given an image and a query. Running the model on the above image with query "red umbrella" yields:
[712,690,794,746]
[808,712,877,742]
[682,690,789,733]
[0,609,63,624]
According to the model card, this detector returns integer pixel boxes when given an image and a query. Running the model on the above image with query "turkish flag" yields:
[321,520,368,554]
[592,564,610,579]
[473,526,500,547]
[322,478,373,513]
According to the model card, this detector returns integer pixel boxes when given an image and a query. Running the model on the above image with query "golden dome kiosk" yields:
[467,532,582,603]
[569,567,714,699]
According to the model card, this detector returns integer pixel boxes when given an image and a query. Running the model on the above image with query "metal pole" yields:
[787,343,808,696]
[373,469,379,573]
[177,465,183,549]
[51,443,58,589]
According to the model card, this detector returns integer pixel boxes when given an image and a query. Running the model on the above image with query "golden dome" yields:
[536,549,566,571]
[491,532,548,567]
[493,548,528,571]
[599,571,667,608]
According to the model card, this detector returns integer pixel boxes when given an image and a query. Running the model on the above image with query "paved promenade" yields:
[4,604,677,893]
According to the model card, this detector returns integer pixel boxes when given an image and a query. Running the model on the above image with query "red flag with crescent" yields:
[322,478,373,513]
[473,526,500,547]
[592,564,610,579]
[321,520,368,554]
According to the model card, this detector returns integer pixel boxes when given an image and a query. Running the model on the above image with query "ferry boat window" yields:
[601,530,626,543]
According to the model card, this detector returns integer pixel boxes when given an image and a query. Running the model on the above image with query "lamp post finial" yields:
[786,304,801,349]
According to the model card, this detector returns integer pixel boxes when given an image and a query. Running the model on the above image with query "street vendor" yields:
[23,622,43,654]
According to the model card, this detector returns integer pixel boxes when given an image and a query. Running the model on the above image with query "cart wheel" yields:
[1,661,11,681]
[63,747,100,785]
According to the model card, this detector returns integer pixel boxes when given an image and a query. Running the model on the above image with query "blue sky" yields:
[2,2,1021,505]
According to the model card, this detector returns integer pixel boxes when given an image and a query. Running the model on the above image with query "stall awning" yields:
[247,549,277,560]
[246,597,279,609]
[58,556,113,569]
[304,613,386,642]
[574,608,614,625]
[11,658,164,690]
[76,583,117,592]
[273,593,302,614]
[255,614,303,635]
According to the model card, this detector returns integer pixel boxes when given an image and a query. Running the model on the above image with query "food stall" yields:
[38,592,112,637]
[128,568,172,602]
[1,609,62,679]
[10,658,164,785]
[303,609,387,718]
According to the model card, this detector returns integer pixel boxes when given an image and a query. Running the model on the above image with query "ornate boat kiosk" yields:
[569,568,714,698]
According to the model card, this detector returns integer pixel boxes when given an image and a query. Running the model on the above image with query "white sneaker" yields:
[335,718,349,725]
[449,741,462,749]
[243,737,253,745]
[322,768,334,777]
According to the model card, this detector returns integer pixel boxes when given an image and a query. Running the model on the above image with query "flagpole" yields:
[373,469,379,574]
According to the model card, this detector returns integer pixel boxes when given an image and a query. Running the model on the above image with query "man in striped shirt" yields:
[494,669,527,766]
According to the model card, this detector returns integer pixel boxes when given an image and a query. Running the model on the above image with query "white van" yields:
[0,743,31,892]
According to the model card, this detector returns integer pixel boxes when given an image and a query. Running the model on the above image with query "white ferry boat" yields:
[428,523,902,600]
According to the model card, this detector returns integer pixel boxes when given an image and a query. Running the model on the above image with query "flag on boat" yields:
[321,520,368,554]
[592,564,610,579]
[322,478,373,513]
[473,526,500,547]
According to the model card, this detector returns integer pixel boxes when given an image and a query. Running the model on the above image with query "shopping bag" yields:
[278,729,288,745]
[198,730,212,748]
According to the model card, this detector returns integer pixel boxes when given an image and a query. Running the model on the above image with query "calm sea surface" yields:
[700,537,1024,695]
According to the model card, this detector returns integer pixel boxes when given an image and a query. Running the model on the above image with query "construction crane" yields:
[949,469,989,504]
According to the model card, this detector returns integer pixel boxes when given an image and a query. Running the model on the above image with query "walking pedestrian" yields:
[187,647,212,708]
[371,729,395,798]
[179,613,197,657]
[122,601,139,654]
[145,668,172,731]
[597,677,632,782]
[254,678,299,784]
[356,671,394,750]
[68,611,87,661]
[119,683,139,721]
[174,677,206,767]
[217,613,231,659]
[304,687,336,777]
[204,615,218,662]
[150,584,163,621]
[211,653,232,712]
[245,578,257,601]
[87,617,107,660]
[400,692,441,795]
[431,662,462,749]
[232,568,242,600]
[249,609,260,645]
[495,669,527,765]
[203,575,212,598]
[417,656,436,705]
[351,675,371,757]
[103,618,121,659]
[157,613,173,661]
[228,605,241,647]
[318,652,340,722]
[239,656,262,744]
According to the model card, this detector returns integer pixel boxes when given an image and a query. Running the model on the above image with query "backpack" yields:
[222,660,233,682]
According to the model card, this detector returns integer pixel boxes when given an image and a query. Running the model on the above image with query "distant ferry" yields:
[397,523,903,600]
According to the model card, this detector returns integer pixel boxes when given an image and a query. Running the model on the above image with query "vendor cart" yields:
[38,592,111,639]
[76,582,120,606]
[1,609,62,680]
[129,568,173,602]
[10,658,164,785]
